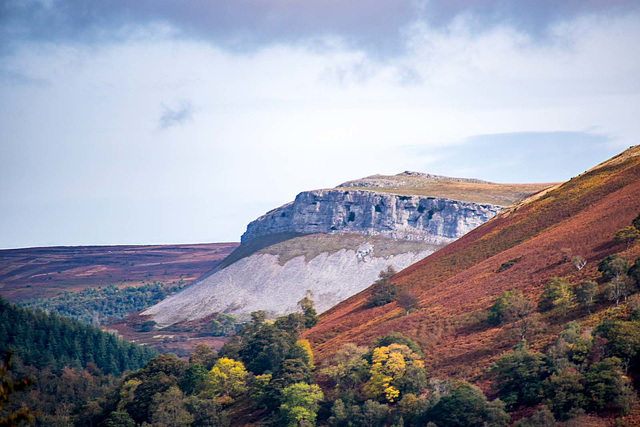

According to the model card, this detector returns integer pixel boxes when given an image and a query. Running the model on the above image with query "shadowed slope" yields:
[306,145,640,378]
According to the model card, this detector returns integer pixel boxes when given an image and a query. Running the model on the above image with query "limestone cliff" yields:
[241,189,502,244]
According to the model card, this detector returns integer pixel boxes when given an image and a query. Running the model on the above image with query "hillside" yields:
[0,243,238,301]
[145,174,551,325]
[306,145,640,380]
[144,234,438,325]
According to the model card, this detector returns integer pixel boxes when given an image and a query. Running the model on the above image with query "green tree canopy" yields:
[598,255,628,281]
[279,383,324,427]
[575,280,598,314]
[490,341,549,409]
[538,277,576,316]
[367,266,398,308]
[427,382,509,427]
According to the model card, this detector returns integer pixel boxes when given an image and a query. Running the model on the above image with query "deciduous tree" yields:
[604,275,634,305]
[367,266,398,308]
[538,277,576,316]
[585,357,635,414]
[205,358,249,402]
[279,383,324,427]
[364,344,425,403]
[575,280,598,314]
[615,226,640,251]
[189,344,218,370]
[598,255,628,281]
[0,350,34,425]
[298,291,318,329]
[320,344,370,392]
[490,341,549,409]
[427,382,509,427]
[396,291,419,315]
[572,255,587,271]
[149,386,194,427]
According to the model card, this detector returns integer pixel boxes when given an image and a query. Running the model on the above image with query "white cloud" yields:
[0,12,639,247]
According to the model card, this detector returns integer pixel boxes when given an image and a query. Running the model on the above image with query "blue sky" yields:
[1,1,639,248]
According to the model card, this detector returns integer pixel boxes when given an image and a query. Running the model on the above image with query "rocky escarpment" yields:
[241,189,502,244]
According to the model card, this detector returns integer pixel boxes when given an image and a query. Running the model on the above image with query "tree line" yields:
[19,281,186,326]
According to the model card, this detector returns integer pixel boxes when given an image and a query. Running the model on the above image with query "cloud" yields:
[2,0,639,58]
[1,5,639,248]
[158,101,194,130]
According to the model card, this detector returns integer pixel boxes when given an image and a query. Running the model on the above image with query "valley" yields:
[3,150,640,425]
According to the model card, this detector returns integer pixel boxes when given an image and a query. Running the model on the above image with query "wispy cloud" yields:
[158,101,193,130]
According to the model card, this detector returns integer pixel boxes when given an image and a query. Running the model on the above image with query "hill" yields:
[306,145,640,380]
[145,174,552,325]
[0,242,238,301]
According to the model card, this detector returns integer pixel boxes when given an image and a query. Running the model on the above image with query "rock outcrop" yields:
[241,189,502,244]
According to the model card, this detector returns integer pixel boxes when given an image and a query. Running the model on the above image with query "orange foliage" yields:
[306,146,640,384]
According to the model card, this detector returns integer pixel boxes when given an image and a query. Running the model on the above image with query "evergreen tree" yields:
[298,291,318,329]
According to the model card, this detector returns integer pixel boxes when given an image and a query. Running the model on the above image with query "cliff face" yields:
[242,189,502,244]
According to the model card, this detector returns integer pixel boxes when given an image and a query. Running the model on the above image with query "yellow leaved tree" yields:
[204,357,249,404]
[364,344,424,403]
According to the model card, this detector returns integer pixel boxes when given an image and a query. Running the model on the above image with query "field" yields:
[0,243,238,301]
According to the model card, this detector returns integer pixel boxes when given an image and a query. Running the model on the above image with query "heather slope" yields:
[0,243,238,301]
[306,145,640,378]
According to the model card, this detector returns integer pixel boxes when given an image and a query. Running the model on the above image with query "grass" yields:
[336,173,556,206]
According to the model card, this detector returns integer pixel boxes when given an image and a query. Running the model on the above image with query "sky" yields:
[1,1,639,248]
